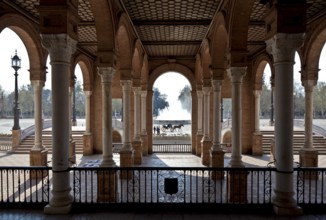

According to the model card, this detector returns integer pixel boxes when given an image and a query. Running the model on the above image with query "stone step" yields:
[15,130,85,154]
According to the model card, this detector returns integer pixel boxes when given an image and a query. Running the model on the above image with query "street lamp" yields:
[11,50,21,130]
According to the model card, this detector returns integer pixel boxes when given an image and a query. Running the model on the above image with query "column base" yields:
[83,133,93,156]
[69,141,76,165]
[141,134,148,156]
[133,140,142,165]
[201,139,212,166]
[299,148,318,167]
[44,204,72,215]
[30,149,48,179]
[97,170,117,203]
[11,129,21,151]
[299,148,318,179]
[210,149,225,180]
[196,134,203,156]
[227,170,247,203]
[120,149,134,179]
[252,132,263,156]
[44,187,73,214]
[272,190,302,216]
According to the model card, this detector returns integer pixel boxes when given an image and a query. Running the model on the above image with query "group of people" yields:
[153,126,161,135]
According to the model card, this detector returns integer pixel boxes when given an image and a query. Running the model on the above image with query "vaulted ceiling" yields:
[2,0,326,61]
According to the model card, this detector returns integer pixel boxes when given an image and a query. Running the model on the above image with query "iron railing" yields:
[295,167,326,205]
[0,166,325,208]
[0,166,51,204]
[152,144,192,153]
[70,167,275,204]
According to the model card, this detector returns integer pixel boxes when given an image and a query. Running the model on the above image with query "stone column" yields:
[41,34,76,214]
[97,67,116,202]
[141,91,148,156]
[120,80,134,168]
[228,67,246,167]
[252,90,263,156]
[133,87,142,164]
[83,91,93,155]
[68,86,76,164]
[299,79,318,168]
[266,33,304,215]
[196,90,203,156]
[226,67,247,203]
[98,67,116,167]
[30,80,48,169]
[201,86,212,166]
[210,80,225,179]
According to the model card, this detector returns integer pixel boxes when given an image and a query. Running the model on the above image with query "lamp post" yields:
[11,50,21,130]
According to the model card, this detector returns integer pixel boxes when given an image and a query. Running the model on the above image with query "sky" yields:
[0,27,325,121]
[153,72,191,120]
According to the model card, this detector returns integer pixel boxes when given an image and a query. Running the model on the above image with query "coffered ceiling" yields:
[3,0,326,60]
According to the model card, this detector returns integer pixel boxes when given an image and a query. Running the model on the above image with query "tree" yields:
[19,84,34,118]
[74,80,85,117]
[152,87,169,117]
[178,85,191,113]
[42,89,52,118]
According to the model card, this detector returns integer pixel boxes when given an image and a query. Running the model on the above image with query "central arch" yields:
[147,63,197,154]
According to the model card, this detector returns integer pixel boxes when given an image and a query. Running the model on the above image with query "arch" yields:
[148,63,196,91]
[252,53,274,90]
[200,39,212,84]
[132,40,144,86]
[210,12,229,73]
[116,13,134,79]
[0,13,47,81]
[303,18,326,81]
[90,0,116,66]
[228,1,255,65]
[140,54,149,90]
[72,53,94,91]
[195,54,203,89]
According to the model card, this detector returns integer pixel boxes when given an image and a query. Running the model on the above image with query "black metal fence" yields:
[70,167,275,204]
[0,166,325,207]
[0,166,50,204]
[152,144,192,153]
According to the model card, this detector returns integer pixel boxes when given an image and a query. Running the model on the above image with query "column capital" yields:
[84,90,92,97]
[41,34,77,63]
[197,90,203,97]
[228,67,247,83]
[31,80,45,88]
[211,80,223,92]
[266,33,304,63]
[133,86,141,94]
[253,90,262,97]
[141,90,147,97]
[302,80,316,92]
[301,67,319,83]
[98,67,115,83]
[202,86,211,94]
[120,80,132,89]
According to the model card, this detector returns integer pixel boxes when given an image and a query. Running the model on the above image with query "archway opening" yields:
[152,71,192,152]
[0,28,30,133]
